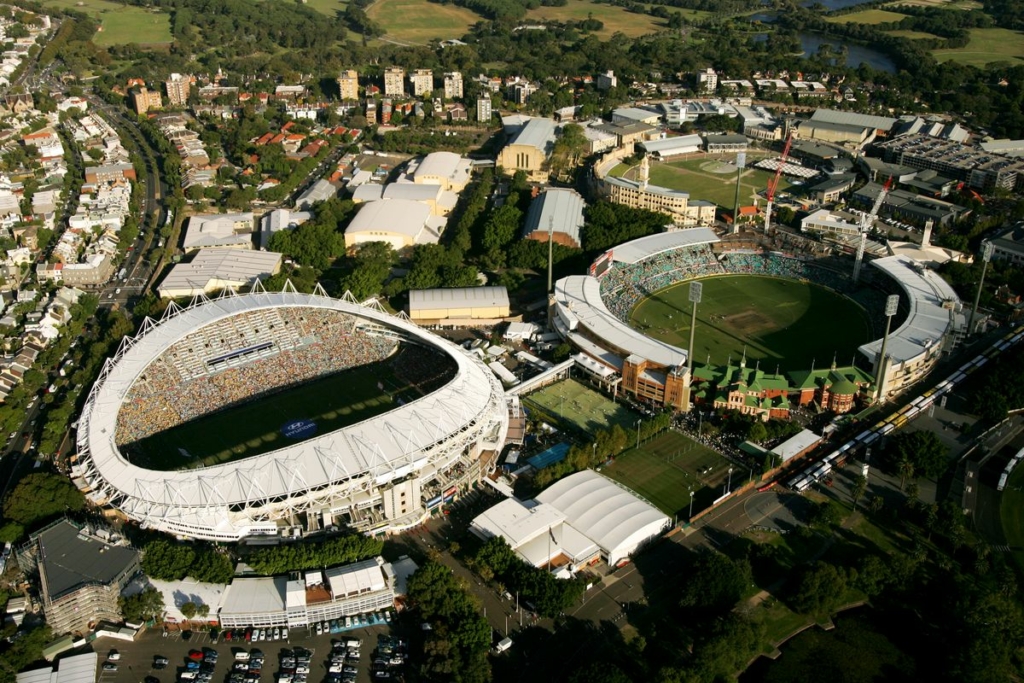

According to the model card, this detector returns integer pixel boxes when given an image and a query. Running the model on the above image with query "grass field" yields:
[127,363,414,470]
[366,0,481,43]
[630,275,872,371]
[525,0,665,37]
[1000,463,1024,571]
[933,27,1024,66]
[825,8,906,24]
[524,379,638,434]
[627,154,790,210]
[42,0,172,45]
[884,29,939,39]
[601,430,733,517]
[303,0,348,16]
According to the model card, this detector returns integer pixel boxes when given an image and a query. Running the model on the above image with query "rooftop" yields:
[408,286,509,311]
[523,187,586,246]
[507,117,558,154]
[35,521,139,601]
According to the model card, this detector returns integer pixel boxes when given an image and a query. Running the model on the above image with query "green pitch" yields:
[126,363,416,471]
[1000,463,1024,572]
[525,379,638,434]
[630,275,872,372]
[601,430,735,518]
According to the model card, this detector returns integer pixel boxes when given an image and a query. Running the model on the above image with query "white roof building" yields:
[639,135,702,159]
[183,213,254,251]
[157,248,283,299]
[411,151,472,192]
[522,187,586,248]
[260,209,312,248]
[17,653,97,683]
[344,199,444,250]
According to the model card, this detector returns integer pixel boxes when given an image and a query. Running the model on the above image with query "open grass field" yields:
[366,0,482,43]
[42,0,172,45]
[1000,463,1024,571]
[126,363,415,471]
[884,0,980,7]
[825,8,906,24]
[630,275,872,371]
[524,379,638,434]
[884,29,940,39]
[933,27,1024,66]
[526,0,665,37]
[303,0,348,17]
[601,430,732,518]
[635,154,790,210]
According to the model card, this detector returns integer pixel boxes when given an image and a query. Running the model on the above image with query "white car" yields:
[315,622,323,636]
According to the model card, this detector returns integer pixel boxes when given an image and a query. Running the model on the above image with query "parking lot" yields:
[93,620,402,683]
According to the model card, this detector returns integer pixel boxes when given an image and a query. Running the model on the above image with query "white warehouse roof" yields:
[157,248,283,298]
[535,470,670,566]
[220,577,287,617]
[408,286,509,312]
[325,557,388,599]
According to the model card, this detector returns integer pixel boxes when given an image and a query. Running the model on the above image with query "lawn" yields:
[884,29,940,39]
[125,363,413,470]
[629,275,872,371]
[933,27,1024,66]
[1000,462,1024,571]
[303,0,348,16]
[642,154,790,210]
[366,0,482,44]
[525,0,665,37]
[42,0,172,45]
[825,8,906,24]
[601,430,732,518]
[524,379,638,434]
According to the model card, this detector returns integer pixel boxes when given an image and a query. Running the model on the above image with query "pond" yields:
[751,30,897,73]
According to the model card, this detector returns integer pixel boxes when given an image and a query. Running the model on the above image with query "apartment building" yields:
[338,69,359,100]
[443,71,463,99]
[383,67,405,97]
[409,69,434,97]
[165,73,191,107]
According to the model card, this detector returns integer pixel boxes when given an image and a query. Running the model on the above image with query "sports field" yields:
[825,8,906,24]
[601,430,733,518]
[42,0,172,45]
[617,154,791,210]
[525,0,666,37]
[126,363,415,471]
[630,275,872,371]
[933,28,1024,66]
[1000,463,1024,571]
[524,379,637,434]
[366,0,481,43]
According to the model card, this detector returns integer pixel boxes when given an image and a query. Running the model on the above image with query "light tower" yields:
[546,215,554,294]
[681,281,702,412]
[968,240,993,335]
[853,176,892,284]
[874,294,900,401]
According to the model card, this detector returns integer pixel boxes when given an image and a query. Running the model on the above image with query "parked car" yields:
[102,663,118,672]
[188,650,204,661]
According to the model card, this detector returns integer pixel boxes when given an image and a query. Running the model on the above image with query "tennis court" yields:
[601,430,737,517]
[524,379,638,434]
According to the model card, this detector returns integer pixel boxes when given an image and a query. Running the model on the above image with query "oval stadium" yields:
[72,287,509,542]
[554,228,964,415]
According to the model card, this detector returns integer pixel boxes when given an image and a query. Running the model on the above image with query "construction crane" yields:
[853,175,893,284]
[763,132,793,236]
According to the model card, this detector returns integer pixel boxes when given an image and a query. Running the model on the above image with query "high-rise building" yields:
[338,69,359,101]
[131,87,163,115]
[476,96,492,123]
[409,69,434,97]
[696,67,718,94]
[165,73,190,107]
[596,70,617,91]
[383,67,405,97]
[443,71,463,99]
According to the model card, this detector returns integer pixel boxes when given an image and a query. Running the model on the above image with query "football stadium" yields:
[72,287,509,542]
[553,229,965,414]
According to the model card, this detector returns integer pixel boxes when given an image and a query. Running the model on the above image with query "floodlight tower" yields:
[968,240,994,335]
[874,294,900,401]
[853,176,892,284]
[681,281,703,412]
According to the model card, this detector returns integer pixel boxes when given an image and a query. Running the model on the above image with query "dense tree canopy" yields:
[245,534,383,575]
[2,473,85,529]
[142,539,235,584]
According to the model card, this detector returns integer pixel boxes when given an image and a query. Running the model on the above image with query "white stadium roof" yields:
[535,470,670,566]
[325,557,388,599]
[554,275,688,368]
[610,228,719,264]
[858,256,961,364]
[75,289,508,541]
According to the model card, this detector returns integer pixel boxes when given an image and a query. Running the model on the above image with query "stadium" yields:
[553,228,965,415]
[72,286,509,542]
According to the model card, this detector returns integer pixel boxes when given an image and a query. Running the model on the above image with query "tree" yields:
[180,601,198,620]
[678,551,751,614]
[809,500,844,530]
[3,473,85,527]
[882,431,949,484]
[142,540,234,584]
[246,534,383,575]
[788,561,848,616]
[119,588,164,623]
[851,474,868,511]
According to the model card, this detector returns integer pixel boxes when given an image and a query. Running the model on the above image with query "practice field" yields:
[524,379,638,434]
[42,0,172,45]
[125,363,418,470]
[1000,463,1024,571]
[635,154,791,210]
[933,27,1024,66]
[630,275,872,371]
[601,430,732,518]
[525,0,667,38]
[366,0,482,43]
[826,8,906,24]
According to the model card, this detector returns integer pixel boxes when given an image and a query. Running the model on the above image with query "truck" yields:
[494,638,513,653]
[117,268,127,281]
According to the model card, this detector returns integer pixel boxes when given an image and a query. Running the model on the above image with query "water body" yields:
[751,30,897,73]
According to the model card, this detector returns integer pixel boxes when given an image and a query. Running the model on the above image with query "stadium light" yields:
[968,240,994,335]
[686,282,702,375]
[875,294,900,401]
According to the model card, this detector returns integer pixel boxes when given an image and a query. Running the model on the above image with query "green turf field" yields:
[617,154,790,210]
[601,430,734,518]
[825,8,906,24]
[933,27,1024,66]
[366,0,482,43]
[127,364,414,470]
[41,0,172,45]
[525,379,638,434]
[630,275,872,371]
[1000,463,1024,571]
[525,0,666,37]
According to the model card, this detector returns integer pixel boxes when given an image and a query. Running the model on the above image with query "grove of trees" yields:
[245,534,384,575]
